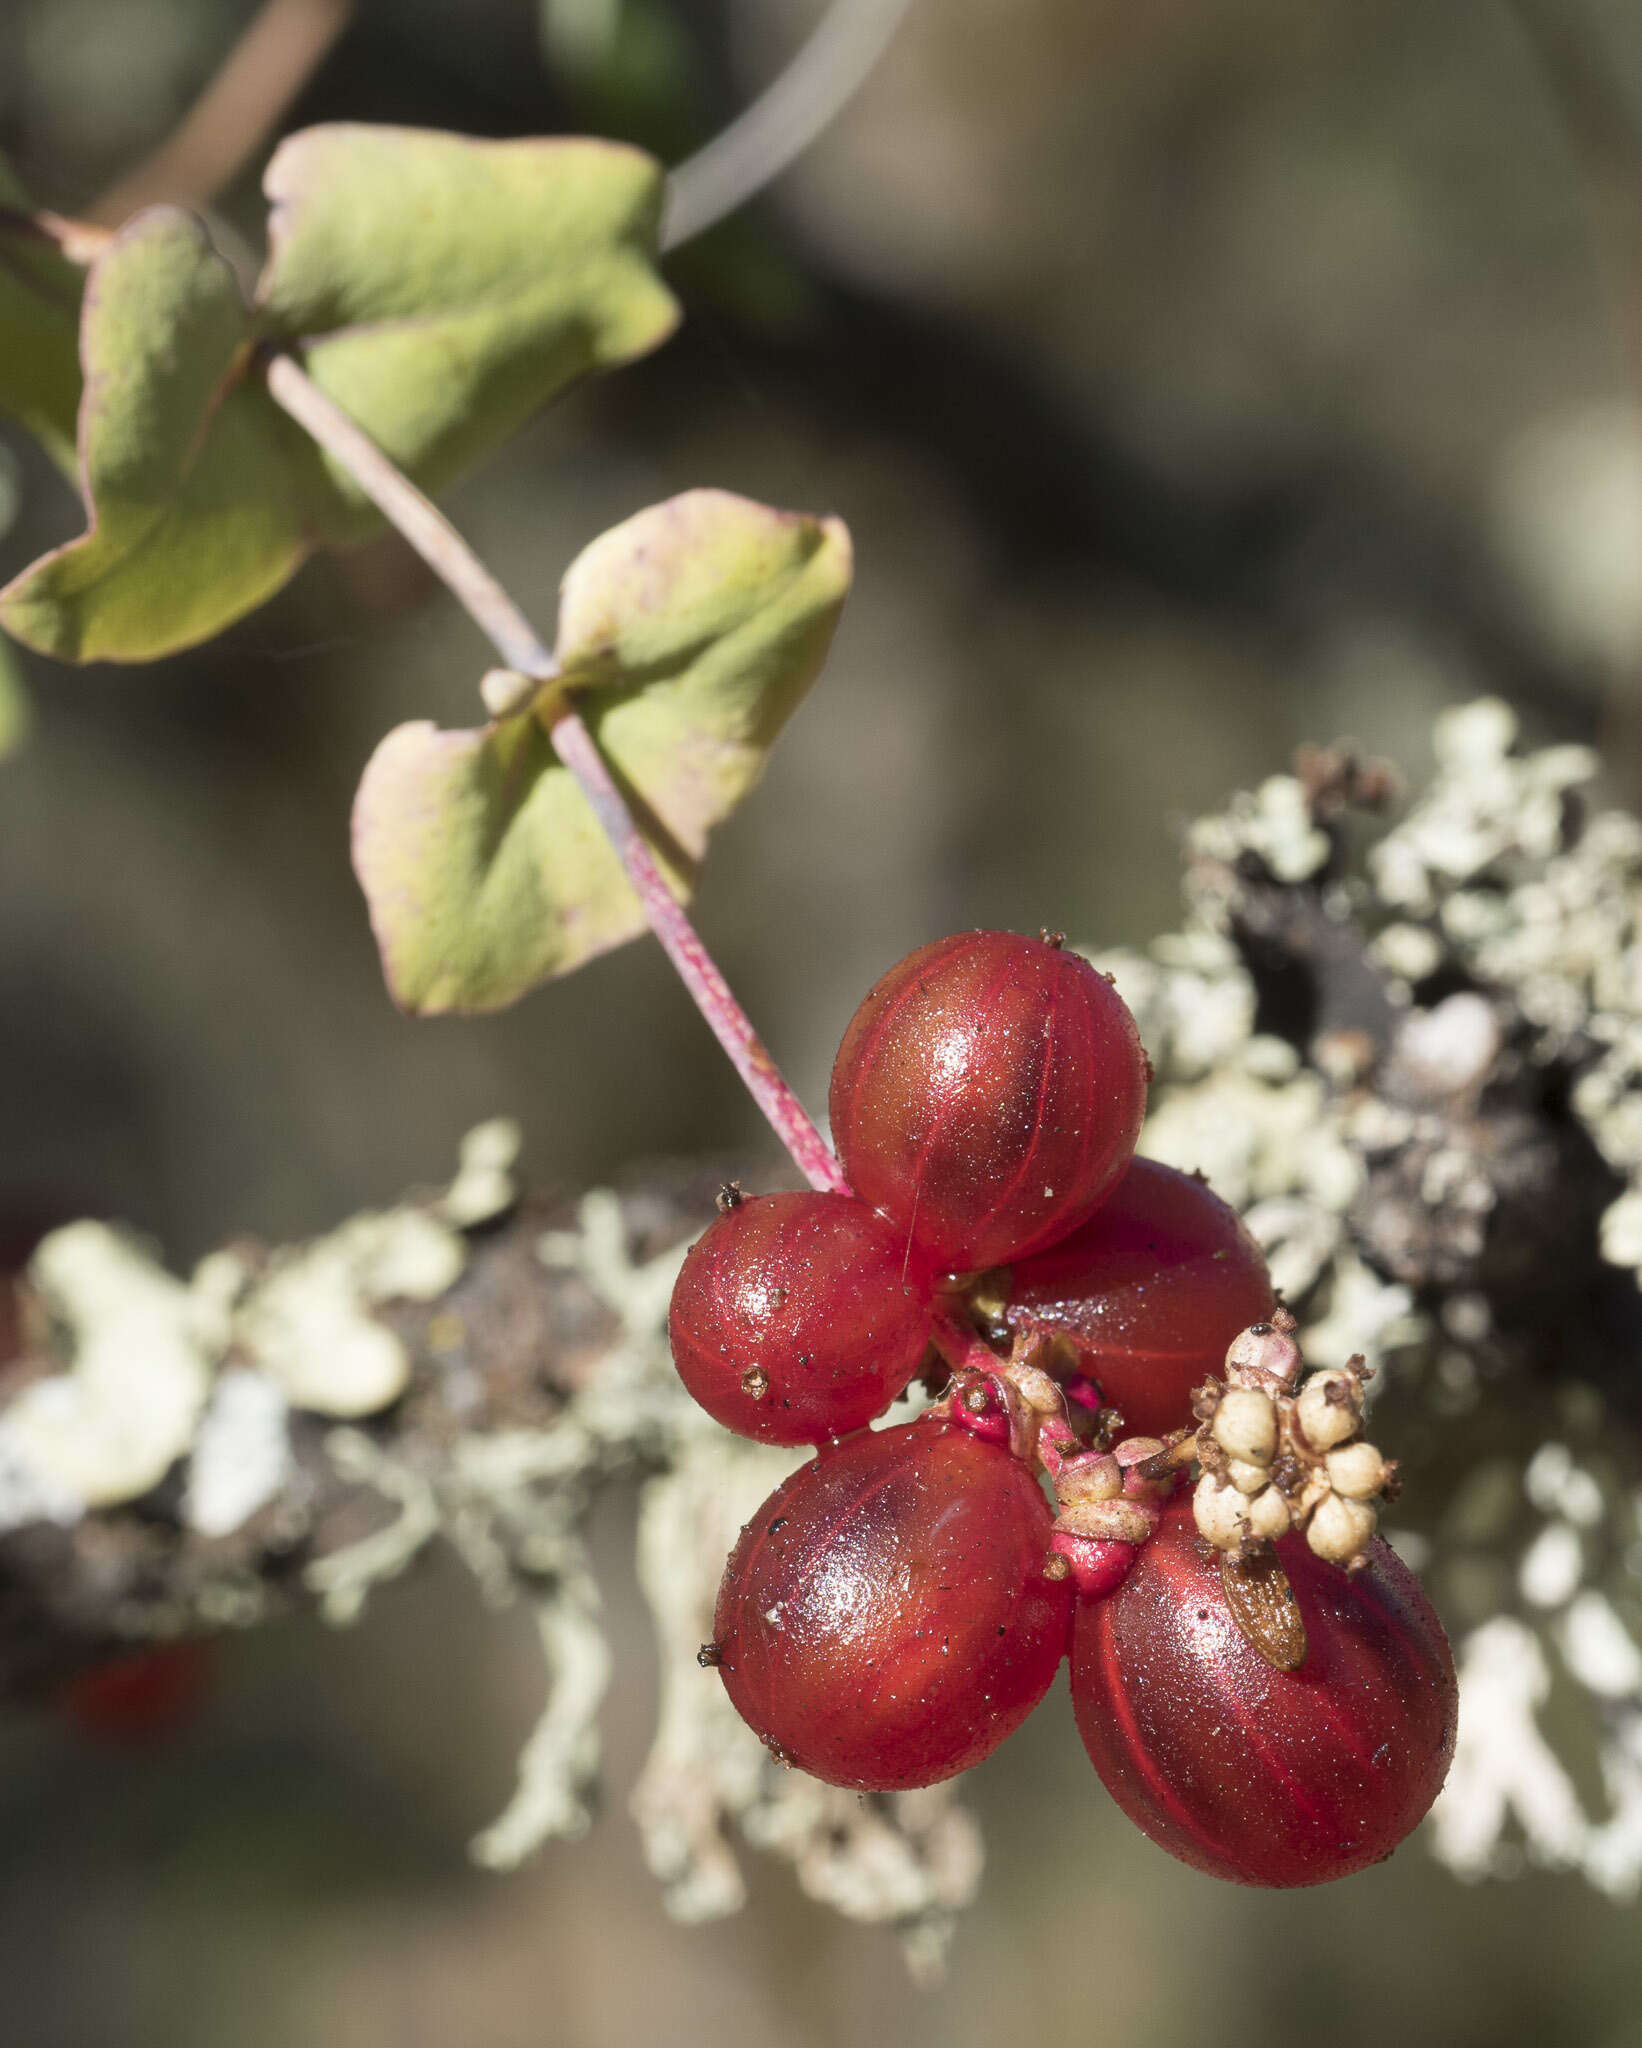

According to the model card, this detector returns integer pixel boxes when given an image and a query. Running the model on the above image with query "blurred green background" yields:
[3,1,1642,2042]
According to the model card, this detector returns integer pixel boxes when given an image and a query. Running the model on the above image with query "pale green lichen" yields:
[0,1131,498,1526]
[439,1116,523,1228]
[239,1206,466,1417]
[183,1366,292,1538]
[1087,700,1642,1894]
[2,1222,219,1510]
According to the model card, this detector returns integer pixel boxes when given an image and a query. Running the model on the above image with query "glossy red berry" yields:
[713,1418,1072,1790]
[1071,1495,1455,1886]
[829,931,1148,1273]
[1005,1157,1275,1436]
[669,1191,935,1444]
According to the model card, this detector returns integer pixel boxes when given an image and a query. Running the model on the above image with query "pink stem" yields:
[930,1308,1001,1380]
[546,707,847,1193]
[263,350,848,1196]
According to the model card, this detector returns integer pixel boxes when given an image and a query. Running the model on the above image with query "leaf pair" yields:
[0,128,854,1014]
[355,490,852,1010]
[0,127,678,661]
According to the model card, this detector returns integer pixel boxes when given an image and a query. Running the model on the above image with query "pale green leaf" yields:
[0,156,85,472]
[258,125,679,533]
[2,125,679,663]
[354,489,851,1011]
[0,207,315,663]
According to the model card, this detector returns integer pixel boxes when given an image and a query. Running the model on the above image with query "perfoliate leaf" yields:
[1,126,678,663]
[258,125,679,534]
[0,207,315,663]
[354,489,851,1012]
[0,156,85,472]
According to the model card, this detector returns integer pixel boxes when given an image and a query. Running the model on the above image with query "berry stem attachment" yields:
[929,1306,1007,1382]
[932,1314,1174,1596]
[262,352,848,1196]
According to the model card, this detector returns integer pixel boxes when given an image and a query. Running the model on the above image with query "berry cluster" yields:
[669,929,1456,1887]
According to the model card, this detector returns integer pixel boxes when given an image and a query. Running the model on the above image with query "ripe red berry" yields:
[1005,1157,1275,1436]
[713,1418,1072,1790]
[669,1191,936,1444]
[1071,1495,1455,1885]
[61,1640,215,1747]
[828,931,1148,1272]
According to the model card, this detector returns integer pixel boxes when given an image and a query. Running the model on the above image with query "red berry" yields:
[713,1418,1072,1790]
[61,1641,215,1748]
[1005,1157,1275,1436]
[1070,1495,1455,1886]
[829,931,1148,1272]
[669,1192,935,1445]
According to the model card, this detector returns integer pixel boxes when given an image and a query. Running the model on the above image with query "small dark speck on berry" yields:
[697,1642,723,1668]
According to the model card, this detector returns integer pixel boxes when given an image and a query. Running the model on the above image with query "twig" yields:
[262,352,847,1196]
[87,0,355,227]
[660,0,915,252]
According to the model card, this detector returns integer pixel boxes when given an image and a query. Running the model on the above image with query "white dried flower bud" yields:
[1325,1440,1391,1500]
[1243,1485,1292,1542]
[1228,1457,1271,1496]
[1295,1372,1361,1450]
[1057,1453,1122,1508]
[1306,1492,1377,1564]
[1212,1386,1277,1465]
[1224,1321,1302,1391]
[1056,1498,1158,1546]
[1011,1364,1063,1415]
[1193,1473,1249,1551]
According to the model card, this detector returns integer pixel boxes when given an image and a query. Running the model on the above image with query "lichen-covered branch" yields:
[2,699,1641,1942]
[1094,700,1642,1897]
[0,1125,977,1965]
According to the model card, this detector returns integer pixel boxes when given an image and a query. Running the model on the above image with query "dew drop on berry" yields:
[713,1419,1073,1790]
[1005,1157,1274,1436]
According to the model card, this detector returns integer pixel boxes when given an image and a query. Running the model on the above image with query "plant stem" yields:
[262,351,848,1197]
[660,0,915,252]
[929,1307,1003,1381]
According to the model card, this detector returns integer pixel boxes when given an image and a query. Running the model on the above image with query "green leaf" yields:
[354,489,851,1012]
[0,207,315,663]
[2,126,678,664]
[0,635,31,760]
[0,157,85,472]
[258,125,679,533]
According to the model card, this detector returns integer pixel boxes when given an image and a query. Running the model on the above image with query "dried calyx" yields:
[948,1332,1175,1600]
[1190,1310,1400,1572]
